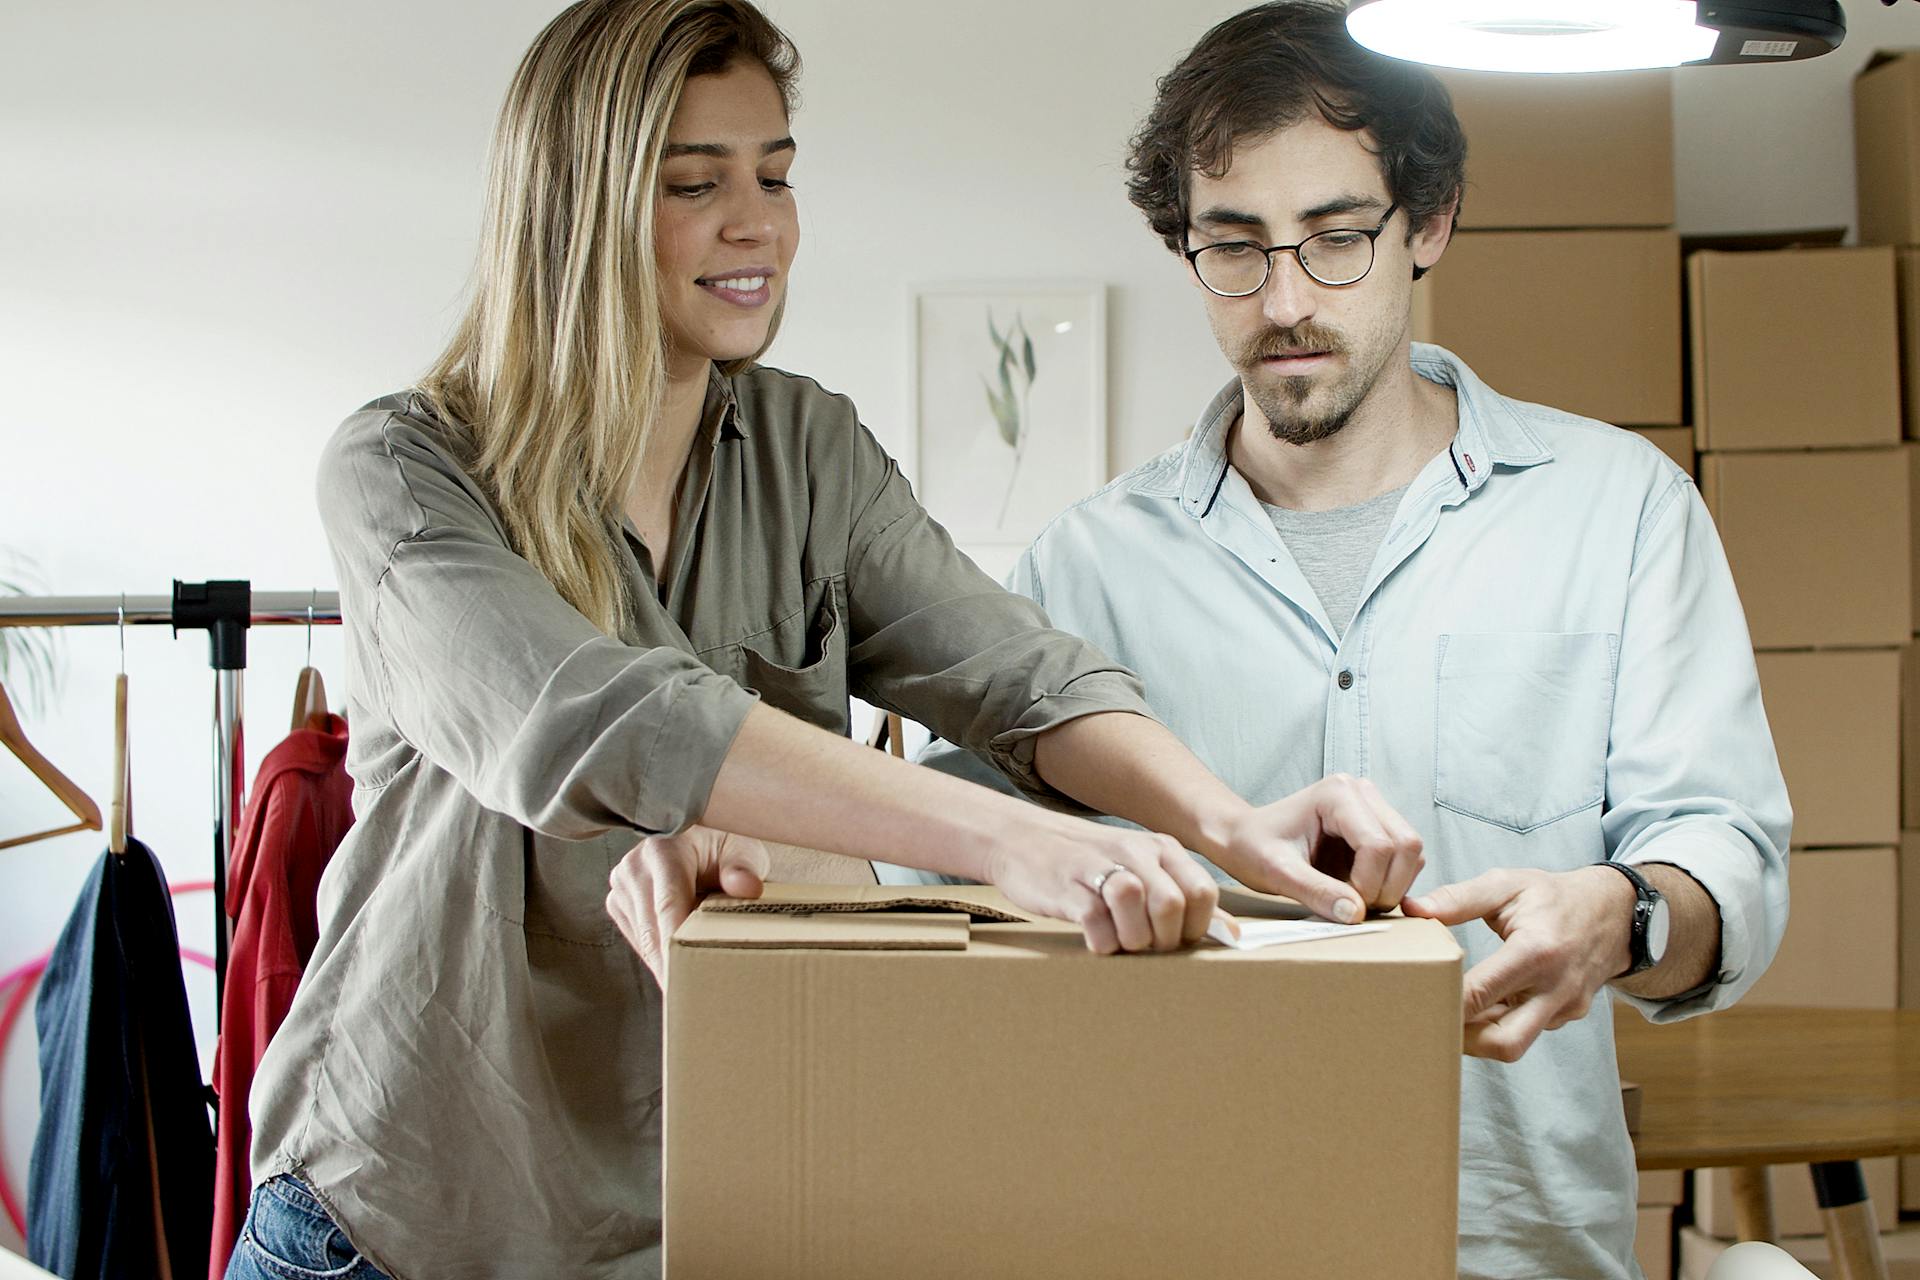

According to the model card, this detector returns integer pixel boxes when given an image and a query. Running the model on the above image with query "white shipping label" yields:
[1205,916,1391,950]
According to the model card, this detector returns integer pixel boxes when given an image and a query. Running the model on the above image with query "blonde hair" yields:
[419,0,799,640]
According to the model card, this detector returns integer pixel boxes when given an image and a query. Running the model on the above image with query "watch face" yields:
[1647,897,1671,966]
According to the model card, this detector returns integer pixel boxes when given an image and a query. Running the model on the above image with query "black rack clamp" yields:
[171,579,252,670]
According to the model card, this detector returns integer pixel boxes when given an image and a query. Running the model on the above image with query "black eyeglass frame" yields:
[1182,202,1401,297]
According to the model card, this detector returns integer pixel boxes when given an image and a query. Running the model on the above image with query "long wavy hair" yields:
[419,0,799,640]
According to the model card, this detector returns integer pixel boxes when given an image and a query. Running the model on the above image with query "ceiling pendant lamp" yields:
[1344,0,1851,73]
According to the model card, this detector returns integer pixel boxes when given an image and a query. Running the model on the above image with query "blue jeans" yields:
[225,1176,393,1280]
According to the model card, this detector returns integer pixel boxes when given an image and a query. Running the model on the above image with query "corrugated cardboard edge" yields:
[699,882,1031,923]
[676,909,971,951]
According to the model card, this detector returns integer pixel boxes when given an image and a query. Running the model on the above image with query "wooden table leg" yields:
[1731,1166,1775,1242]
[1812,1161,1888,1280]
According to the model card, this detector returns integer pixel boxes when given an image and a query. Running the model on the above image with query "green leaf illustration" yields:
[994,350,1020,446]
[979,373,1018,447]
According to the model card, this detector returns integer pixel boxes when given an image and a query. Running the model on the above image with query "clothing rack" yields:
[0,583,341,1020]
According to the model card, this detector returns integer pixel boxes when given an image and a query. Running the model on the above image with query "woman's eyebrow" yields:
[663,136,797,160]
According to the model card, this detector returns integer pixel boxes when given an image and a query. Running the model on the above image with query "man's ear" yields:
[1411,192,1459,273]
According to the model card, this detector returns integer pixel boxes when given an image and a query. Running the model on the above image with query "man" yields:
[900,4,1791,1276]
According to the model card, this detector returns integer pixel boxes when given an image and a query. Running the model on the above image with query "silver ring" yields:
[1090,863,1129,896]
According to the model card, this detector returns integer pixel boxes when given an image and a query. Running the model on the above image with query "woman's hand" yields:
[984,815,1229,955]
[607,824,771,987]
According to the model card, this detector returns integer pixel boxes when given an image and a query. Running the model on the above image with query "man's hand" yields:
[1402,865,1634,1062]
[1208,773,1426,924]
[606,825,772,988]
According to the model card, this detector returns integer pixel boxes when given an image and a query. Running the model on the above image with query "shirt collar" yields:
[706,363,747,442]
[1169,342,1552,516]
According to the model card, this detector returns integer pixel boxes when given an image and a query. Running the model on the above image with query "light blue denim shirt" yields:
[899,344,1792,1280]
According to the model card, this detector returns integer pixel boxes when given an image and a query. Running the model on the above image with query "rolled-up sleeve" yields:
[838,422,1155,806]
[319,408,758,840]
[1603,477,1792,1021]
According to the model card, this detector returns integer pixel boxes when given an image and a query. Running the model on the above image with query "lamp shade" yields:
[1345,1,1722,73]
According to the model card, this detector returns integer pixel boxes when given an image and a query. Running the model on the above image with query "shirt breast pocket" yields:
[738,578,848,732]
[1432,630,1618,834]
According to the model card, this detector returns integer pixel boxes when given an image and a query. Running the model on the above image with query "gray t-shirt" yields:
[1262,483,1408,637]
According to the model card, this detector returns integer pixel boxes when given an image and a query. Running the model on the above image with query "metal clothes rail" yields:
[0,582,341,1019]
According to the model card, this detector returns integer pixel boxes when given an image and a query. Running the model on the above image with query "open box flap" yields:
[676,883,1029,951]
[698,882,1030,922]
[676,908,970,951]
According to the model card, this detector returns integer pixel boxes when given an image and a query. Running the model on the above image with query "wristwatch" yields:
[1592,860,1668,977]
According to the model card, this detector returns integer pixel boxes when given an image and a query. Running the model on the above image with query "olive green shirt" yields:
[249,365,1153,1279]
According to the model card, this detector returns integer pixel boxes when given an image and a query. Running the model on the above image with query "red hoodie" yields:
[210,714,352,1280]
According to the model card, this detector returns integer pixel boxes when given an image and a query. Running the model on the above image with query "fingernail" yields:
[1408,895,1431,913]
[1335,899,1360,924]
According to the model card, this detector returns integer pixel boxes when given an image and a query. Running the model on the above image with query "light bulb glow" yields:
[1345,0,1719,73]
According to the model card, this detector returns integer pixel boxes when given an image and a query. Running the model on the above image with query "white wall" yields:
[1,0,1915,1255]
[1675,4,1920,237]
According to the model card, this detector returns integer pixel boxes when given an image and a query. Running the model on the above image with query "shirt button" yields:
[1337,670,1354,690]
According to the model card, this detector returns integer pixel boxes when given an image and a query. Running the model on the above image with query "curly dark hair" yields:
[1125,1,1466,280]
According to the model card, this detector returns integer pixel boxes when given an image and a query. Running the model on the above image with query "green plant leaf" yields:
[1020,321,1037,385]
[988,309,1004,351]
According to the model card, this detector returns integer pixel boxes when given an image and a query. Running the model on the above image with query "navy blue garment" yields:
[28,838,214,1279]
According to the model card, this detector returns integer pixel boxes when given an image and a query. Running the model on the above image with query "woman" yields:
[228,2,1424,1277]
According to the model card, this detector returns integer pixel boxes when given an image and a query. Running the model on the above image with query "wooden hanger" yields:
[0,679,102,851]
[291,665,329,732]
[865,709,906,760]
[109,671,131,855]
[291,591,331,732]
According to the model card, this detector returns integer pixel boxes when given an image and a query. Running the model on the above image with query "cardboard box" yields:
[1904,833,1920,1212]
[1631,426,1695,474]
[1856,51,1920,248]
[1910,447,1920,610]
[1688,248,1903,451]
[1755,651,1899,847]
[1904,833,1920,1014]
[1906,644,1920,828]
[1440,69,1674,229]
[1681,1224,1920,1280]
[1903,254,1920,441]
[664,885,1464,1279]
[1640,1169,1686,1208]
[1746,847,1899,1010]
[1638,1206,1675,1280]
[1702,452,1911,650]
[1415,229,1681,425]
[1692,1159,1901,1243]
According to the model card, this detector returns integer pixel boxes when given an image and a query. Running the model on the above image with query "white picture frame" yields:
[906,281,1108,553]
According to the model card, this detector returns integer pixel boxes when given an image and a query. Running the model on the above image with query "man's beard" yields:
[1234,321,1370,446]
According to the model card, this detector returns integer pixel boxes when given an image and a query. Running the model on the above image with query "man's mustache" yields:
[1239,323,1348,365]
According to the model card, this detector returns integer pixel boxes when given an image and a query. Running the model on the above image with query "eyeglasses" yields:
[1184,203,1400,297]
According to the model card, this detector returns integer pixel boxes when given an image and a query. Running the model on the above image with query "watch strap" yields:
[1592,859,1660,977]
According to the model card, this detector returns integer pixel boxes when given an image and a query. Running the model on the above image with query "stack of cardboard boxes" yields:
[1683,226,1908,1253]
[1419,67,1688,1279]
[1424,58,1920,1278]
[1415,70,1683,441]
[1856,43,1920,1243]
